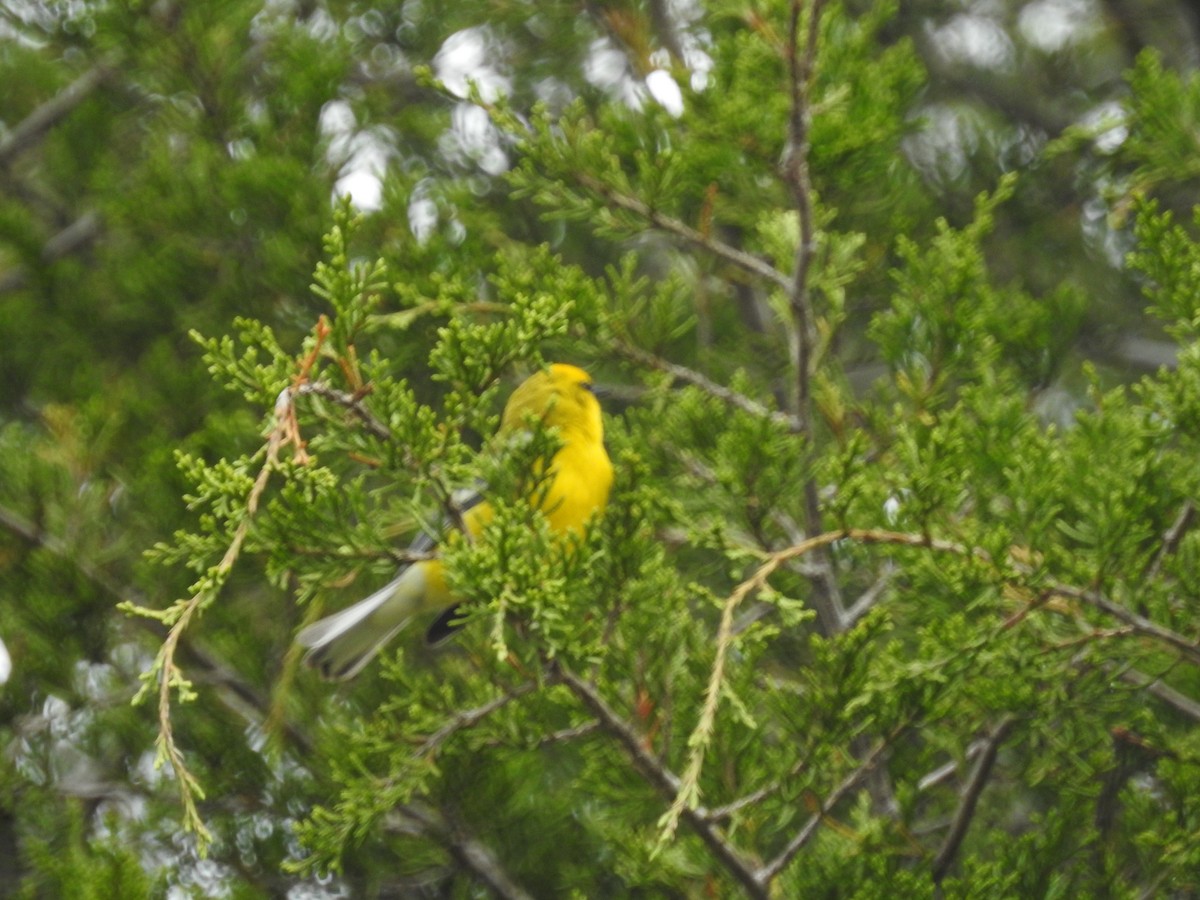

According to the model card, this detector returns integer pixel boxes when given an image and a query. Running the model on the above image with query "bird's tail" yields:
[296,564,428,680]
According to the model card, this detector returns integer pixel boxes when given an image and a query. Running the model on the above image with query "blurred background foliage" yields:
[5,0,1200,896]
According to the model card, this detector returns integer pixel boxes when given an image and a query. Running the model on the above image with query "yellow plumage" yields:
[296,363,613,680]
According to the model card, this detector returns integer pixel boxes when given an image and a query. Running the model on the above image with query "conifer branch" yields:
[0,503,315,755]
[415,682,540,759]
[0,65,113,165]
[781,0,844,639]
[557,666,767,900]
[296,381,391,440]
[612,341,801,430]
[755,734,893,884]
[575,173,792,290]
[930,716,1016,884]
[393,803,536,900]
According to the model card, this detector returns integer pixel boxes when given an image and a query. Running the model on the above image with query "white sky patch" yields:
[929,14,1014,71]
[1077,100,1128,154]
[435,27,512,101]
[334,164,384,212]
[903,103,977,183]
[645,69,684,117]
[320,99,386,211]
[0,636,10,684]
[447,102,509,175]
[584,38,630,92]
[1018,0,1099,53]
[408,183,438,244]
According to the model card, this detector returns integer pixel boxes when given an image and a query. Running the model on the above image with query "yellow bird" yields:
[296,363,614,680]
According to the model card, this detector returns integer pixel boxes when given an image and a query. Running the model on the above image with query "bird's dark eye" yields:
[581,381,596,394]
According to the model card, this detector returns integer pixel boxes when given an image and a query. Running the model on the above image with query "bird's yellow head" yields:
[501,363,604,444]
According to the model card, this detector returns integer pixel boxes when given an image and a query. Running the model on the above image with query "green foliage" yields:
[7,0,1200,897]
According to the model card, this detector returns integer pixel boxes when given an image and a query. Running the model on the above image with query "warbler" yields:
[296,363,613,679]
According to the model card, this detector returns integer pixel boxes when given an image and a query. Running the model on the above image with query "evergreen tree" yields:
[5,0,1200,896]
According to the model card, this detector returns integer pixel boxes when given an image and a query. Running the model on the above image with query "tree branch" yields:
[755,734,894,884]
[576,173,792,290]
[0,211,102,294]
[1114,666,1200,723]
[612,341,801,430]
[556,666,768,899]
[416,682,540,759]
[930,716,1016,884]
[0,65,113,166]
[394,803,535,900]
[0,503,314,757]
[1045,580,1200,668]
[781,0,844,640]
[295,381,391,440]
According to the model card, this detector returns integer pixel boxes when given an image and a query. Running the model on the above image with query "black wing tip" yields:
[424,604,466,645]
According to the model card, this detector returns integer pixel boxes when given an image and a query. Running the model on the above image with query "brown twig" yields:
[755,734,894,884]
[415,682,540,759]
[0,65,113,165]
[295,381,391,440]
[930,716,1016,883]
[780,0,845,642]
[556,666,767,899]
[394,803,535,900]
[613,341,801,431]
[576,173,792,290]
[1144,500,1195,582]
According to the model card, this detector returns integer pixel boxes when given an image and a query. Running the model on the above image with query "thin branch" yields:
[1114,666,1200,724]
[782,0,824,426]
[1045,581,1200,668]
[702,757,808,824]
[755,734,894,884]
[659,554,765,841]
[1144,500,1195,582]
[576,173,792,290]
[0,503,314,757]
[930,716,1016,884]
[0,211,102,294]
[0,65,113,166]
[395,803,535,900]
[842,564,895,628]
[295,381,391,440]
[556,666,768,900]
[916,739,987,793]
[613,340,801,430]
[415,682,540,759]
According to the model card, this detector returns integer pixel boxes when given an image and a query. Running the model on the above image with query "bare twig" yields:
[614,340,801,430]
[755,735,894,884]
[842,564,895,628]
[0,212,103,294]
[1045,581,1200,668]
[1144,500,1195,582]
[557,666,767,899]
[395,803,535,900]
[415,682,541,759]
[780,0,844,641]
[295,381,391,440]
[782,0,824,421]
[931,717,1016,883]
[1114,666,1200,723]
[0,65,113,165]
[576,173,792,290]
[702,758,809,823]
